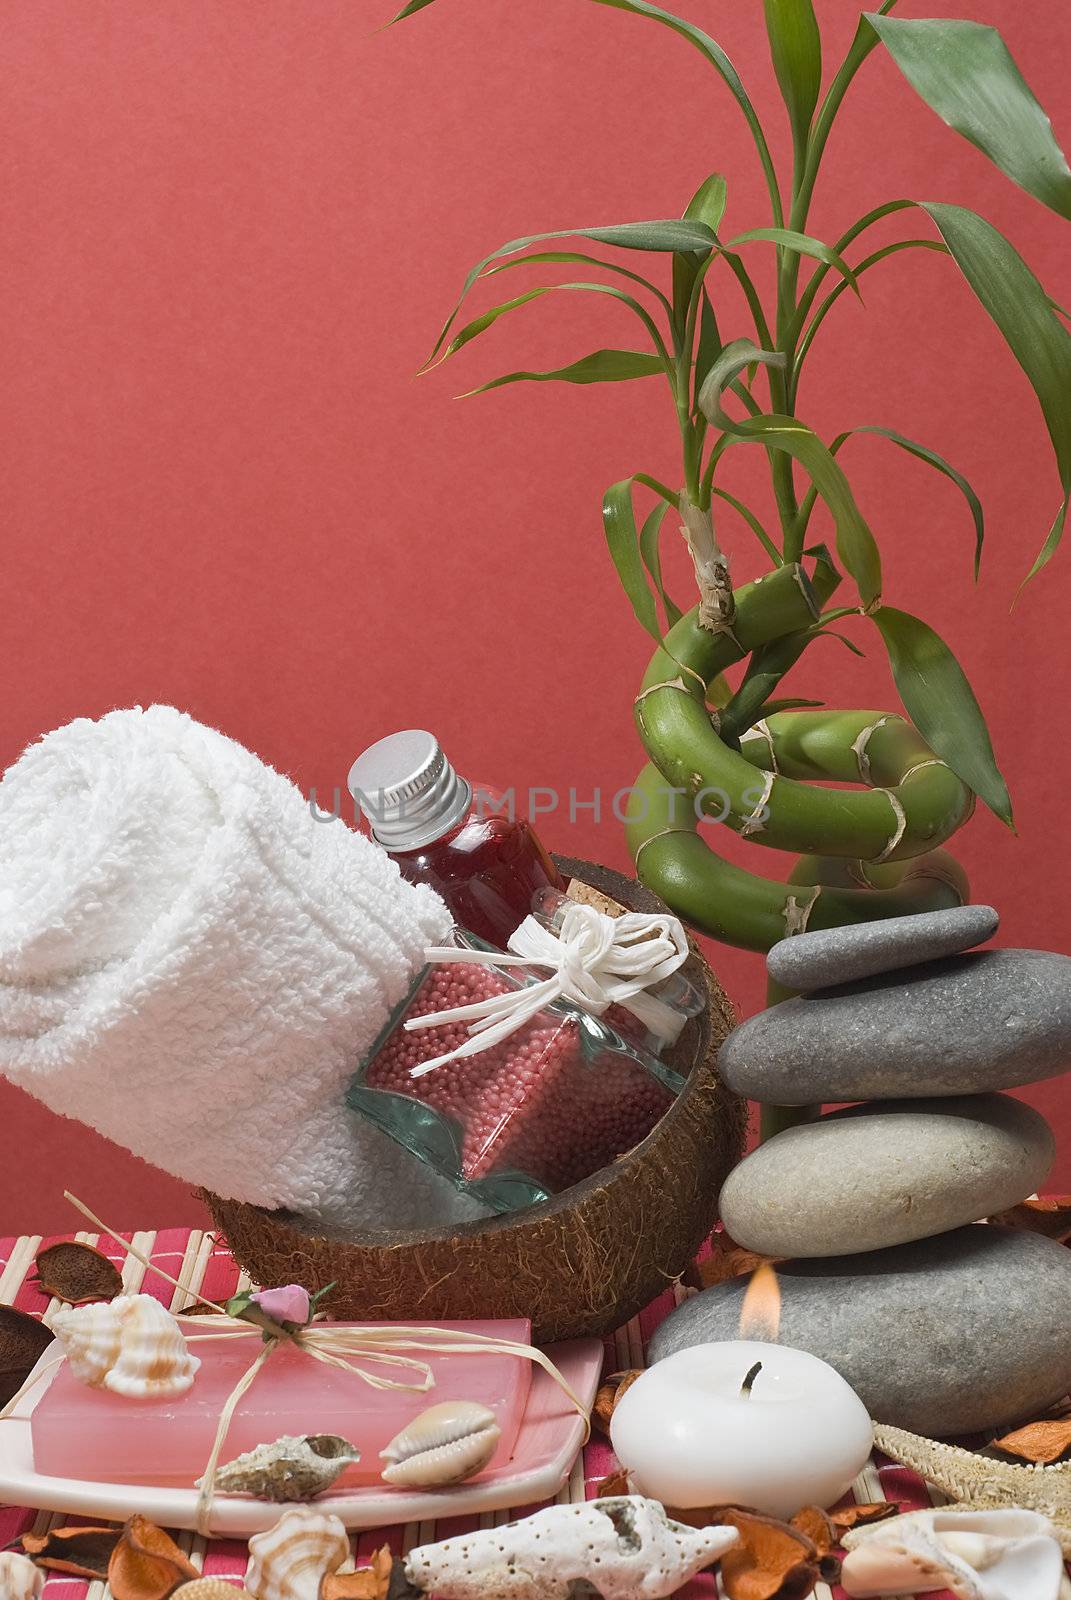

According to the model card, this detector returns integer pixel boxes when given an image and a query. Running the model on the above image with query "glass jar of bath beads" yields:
[347,932,683,1214]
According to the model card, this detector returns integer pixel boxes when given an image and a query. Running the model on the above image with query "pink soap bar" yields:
[33,1319,533,1487]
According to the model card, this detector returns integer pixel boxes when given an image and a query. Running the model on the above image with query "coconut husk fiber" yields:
[203,857,744,1342]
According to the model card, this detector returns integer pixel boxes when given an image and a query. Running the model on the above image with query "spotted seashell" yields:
[0,1553,42,1600]
[404,1495,738,1600]
[246,1509,350,1600]
[380,1401,500,1488]
[206,1435,360,1503]
[172,1583,252,1600]
[51,1294,200,1398]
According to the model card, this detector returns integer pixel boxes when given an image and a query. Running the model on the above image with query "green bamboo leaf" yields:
[638,502,682,628]
[699,340,882,606]
[1017,495,1069,597]
[871,604,1013,826]
[838,425,984,578]
[464,348,665,395]
[710,486,782,566]
[794,237,946,371]
[674,174,728,327]
[921,203,1071,498]
[813,627,865,658]
[685,172,728,233]
[760,697,825,715]
[693,293,722,403]
[392,0,437,14]
[763,0,822,153]
[603,479,666,642]
[442,280,670,366]
[484,250,673,315]
[427,221,714,366]
[586,0,781,219]
[866,15,1071,221]
[728,226,859,295]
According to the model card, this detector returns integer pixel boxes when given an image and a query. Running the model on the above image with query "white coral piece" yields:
[51,1293,200,1398]
[840,1507,1070,1600]
[404,1495,737,1600]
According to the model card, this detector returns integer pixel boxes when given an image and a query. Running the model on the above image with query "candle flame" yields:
[738,1261,781,1341]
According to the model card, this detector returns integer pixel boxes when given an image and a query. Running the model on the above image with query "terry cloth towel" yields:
[0,705,487,1234]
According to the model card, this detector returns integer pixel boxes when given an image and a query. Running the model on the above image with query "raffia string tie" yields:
[1,1194,590,1539]
[406,903,689,1078]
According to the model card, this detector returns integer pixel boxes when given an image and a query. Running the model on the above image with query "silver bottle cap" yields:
[348,729,472,852]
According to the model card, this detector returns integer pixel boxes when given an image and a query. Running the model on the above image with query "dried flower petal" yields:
[698,1236,781,1290]
[992,1415,1071,1464]
[699,1506,820,1600]
[34,1241,123,1304]
[0,1305,53,1407]
[322,1550,396,1600]
[108,1516,198,1600]
[989,1195,1071,1242]
[592,1370,643,1436]
[790,1506,835,1557]
[829,1501,901,1532]
[22,1526,121,1579]
[595,1469,631,1498]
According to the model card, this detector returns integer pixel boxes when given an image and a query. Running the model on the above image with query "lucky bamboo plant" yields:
[391,0,1071,966]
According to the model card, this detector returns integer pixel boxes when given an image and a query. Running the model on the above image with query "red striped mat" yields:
[0,1228,985,1599]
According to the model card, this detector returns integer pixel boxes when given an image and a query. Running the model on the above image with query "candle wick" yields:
[740,1360,763,1398]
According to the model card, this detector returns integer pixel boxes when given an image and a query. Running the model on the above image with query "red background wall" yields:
[2,0,1069,1235]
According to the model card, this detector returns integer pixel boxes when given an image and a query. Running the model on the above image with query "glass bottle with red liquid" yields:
[348,730,564,949]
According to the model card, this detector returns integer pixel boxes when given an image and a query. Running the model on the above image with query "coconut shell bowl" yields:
[203,857,744,1342]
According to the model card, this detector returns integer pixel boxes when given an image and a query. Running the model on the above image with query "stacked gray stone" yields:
[649,906,1071,1435]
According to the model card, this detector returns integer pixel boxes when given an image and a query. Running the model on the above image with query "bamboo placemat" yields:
[0,1229,955,1600]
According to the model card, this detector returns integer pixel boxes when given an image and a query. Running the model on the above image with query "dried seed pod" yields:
[20,1526,120,1579]
[108,1517,198,1600]
[206,1435,360,1503]
[0,1305,53,1407]
[0,1553,42,1600]
[246,1508,350,1600]
[380,1402,500,1488]
[34,1242,123,1304]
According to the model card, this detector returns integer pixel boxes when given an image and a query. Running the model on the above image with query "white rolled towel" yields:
[0,705,486,1233]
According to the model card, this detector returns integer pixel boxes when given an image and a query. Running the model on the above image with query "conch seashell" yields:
[246,1508,350,1600]
[0,1553,42,1600]
[404,1494,738,1600]
[841,1506,1070,1600]
[204,1435,360,1503]
[51,1293,200,1398]
[380,1401,500,1487]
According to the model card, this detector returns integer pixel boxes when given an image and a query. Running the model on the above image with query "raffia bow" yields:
[407,903,690,1078]
[1,1194,590,1537]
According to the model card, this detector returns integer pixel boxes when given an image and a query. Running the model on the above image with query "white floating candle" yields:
[610,1340,873,1520]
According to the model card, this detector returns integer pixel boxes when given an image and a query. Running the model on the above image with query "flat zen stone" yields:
[720,949,1071,1102]
[649,1225,1071,1435]
[766,904,999,992]
[718,1094,1054,1257]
